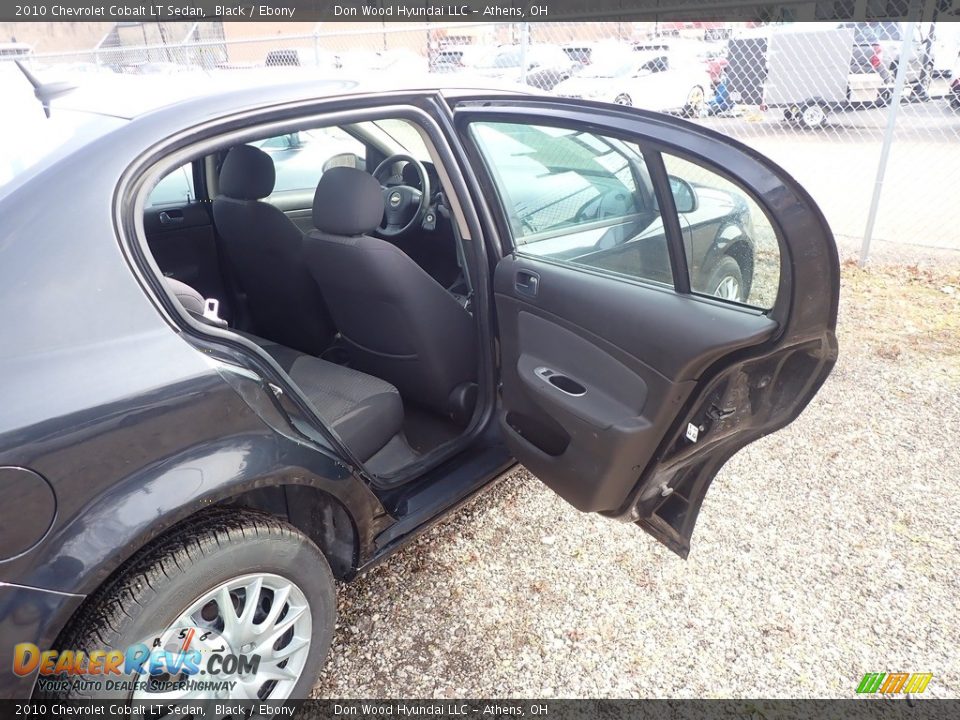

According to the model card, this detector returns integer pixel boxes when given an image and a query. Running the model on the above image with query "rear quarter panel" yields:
[0,120,380,598]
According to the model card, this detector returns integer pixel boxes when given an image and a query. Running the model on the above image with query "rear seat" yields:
[257,339,404,462]
[166,278,404,462]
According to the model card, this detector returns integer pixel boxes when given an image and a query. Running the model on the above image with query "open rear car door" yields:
[452,98,839,557]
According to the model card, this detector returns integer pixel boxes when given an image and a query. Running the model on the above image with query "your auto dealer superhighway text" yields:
[41,5,295,18]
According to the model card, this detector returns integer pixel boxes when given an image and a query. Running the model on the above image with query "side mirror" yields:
[669,176,698,213]
[284,132,303,150]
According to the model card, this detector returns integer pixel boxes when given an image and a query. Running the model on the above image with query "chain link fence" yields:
[12,20,960,263]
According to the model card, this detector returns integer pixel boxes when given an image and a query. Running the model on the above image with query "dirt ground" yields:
[312,256,960,698]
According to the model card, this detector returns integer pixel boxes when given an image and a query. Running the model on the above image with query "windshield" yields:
[475,48,521,69]
[576,57,637,78]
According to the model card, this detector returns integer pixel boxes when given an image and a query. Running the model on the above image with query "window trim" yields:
[643,148,691,294]
[654,144,786,312]
[457,107,787,317]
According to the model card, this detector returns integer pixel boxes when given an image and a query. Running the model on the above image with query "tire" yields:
[703,256,746,303]
[613,93,633,106]
[797,102,827,129]
[683,86,706,117]
[38,509,336,702]
[912,64,933,101]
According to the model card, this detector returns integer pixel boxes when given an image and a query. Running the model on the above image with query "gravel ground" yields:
[312,252,960,699]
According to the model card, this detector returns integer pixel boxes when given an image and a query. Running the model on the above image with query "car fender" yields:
[699,222,754,288]
[0,363,385,598]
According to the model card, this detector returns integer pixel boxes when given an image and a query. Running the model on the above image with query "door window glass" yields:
[471,121,673,287]
[148,163,194,207]
[662,153,781,309]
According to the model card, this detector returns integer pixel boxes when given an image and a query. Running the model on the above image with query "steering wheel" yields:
[371,154,431,238]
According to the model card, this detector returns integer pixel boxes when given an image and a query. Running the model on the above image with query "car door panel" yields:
[495,253,776,514]
[144,202,229,315]
[453,99,839,557]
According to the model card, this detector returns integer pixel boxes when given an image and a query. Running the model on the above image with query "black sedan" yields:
[0,67,839,702]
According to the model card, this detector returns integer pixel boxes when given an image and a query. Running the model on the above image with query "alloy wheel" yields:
[714,275,742,302]
[801,104,826,128]
[132,573,312,702]
[685,86,705,117]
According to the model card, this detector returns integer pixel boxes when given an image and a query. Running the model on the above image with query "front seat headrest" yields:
[312,166,383,237]
[219,145,276,200]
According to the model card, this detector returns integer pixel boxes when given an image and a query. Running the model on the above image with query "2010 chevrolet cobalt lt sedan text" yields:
[0,67,839,702]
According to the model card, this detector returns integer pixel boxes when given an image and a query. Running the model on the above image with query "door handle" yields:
[159,210,184,225]
[515,270,540,298]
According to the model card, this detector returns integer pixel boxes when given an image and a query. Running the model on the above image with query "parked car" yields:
[337,49,427,76]
[841,21,933,98]
[633,37,729,82]
[562,43,595,66]
[429,44,494,73]
[553,50,713,116]
[469,43,575,90]
[1,68,839,703]
[264,48,340,72]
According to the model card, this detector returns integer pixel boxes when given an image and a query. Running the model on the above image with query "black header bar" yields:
[3,0,956,23]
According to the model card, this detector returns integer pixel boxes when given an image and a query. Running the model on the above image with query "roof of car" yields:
[14,66,531,122]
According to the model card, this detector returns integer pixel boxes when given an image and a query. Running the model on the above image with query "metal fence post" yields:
[860,21,916,266]
[519,22,530,85]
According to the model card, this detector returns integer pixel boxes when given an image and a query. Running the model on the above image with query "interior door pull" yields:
[159,210,184,225]
[515,270,540,297]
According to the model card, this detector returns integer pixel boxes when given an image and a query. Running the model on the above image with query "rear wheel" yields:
[614,93,633,107]
[797,102,827,129]
[705,256,746,303]
[38,509,336,702]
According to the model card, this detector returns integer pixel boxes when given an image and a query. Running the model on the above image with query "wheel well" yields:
[42,483,357,694]
[219,485,358,580]
[724,239,755,295]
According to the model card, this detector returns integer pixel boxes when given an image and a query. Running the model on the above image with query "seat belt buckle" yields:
[203,298,228,327]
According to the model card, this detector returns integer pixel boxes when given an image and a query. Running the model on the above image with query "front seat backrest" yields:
[212,144,333,355]
[304,167,477,422]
